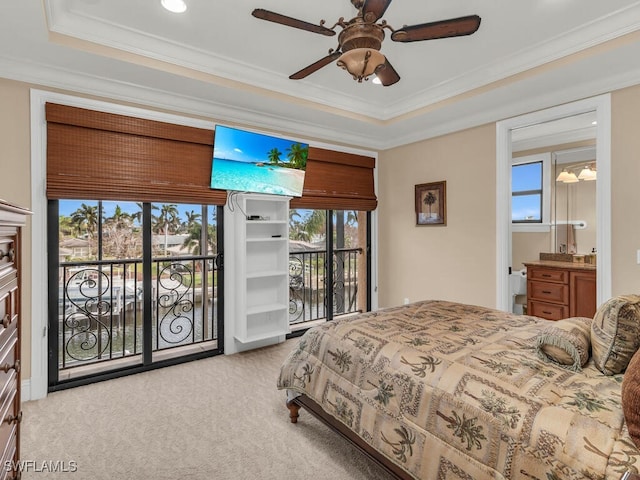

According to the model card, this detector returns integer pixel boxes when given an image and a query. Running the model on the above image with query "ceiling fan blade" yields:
[252,9,336,37]
[290,51,342,80]
[374,58,400,86]
[362,0,392,23]
[391,15,481,42]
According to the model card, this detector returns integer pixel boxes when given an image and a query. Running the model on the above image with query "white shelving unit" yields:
[229,193,291,344]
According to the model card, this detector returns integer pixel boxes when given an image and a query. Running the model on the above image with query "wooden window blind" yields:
[45,103,226,205]
[292,147,377,211]
[46,103,377,210]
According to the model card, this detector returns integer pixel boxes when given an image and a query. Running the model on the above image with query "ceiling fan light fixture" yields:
[337,48,386,83]
[161,0,187,14]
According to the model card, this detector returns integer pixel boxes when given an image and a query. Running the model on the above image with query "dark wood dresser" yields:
[0,201,30,479]
[524,260,596,321]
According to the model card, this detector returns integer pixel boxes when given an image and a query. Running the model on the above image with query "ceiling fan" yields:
[252,0,481,86]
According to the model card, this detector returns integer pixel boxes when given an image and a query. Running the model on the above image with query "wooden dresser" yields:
[0,201,30,479]
[524,261,596,321]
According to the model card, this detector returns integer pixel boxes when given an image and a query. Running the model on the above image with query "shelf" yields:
[230,193,291,349]
[246,237,287,243]
[234,330,287,344]
[246,220,287,225]
[246,303,287,316]
[246,241,288,273]
[246,270,288,279]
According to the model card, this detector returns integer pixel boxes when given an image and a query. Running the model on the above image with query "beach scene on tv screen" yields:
[210,125,308,197]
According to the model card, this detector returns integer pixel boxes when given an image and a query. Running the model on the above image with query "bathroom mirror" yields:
[552,147,597,256]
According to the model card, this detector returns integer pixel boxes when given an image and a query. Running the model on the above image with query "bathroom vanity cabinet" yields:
[524,261,596,321]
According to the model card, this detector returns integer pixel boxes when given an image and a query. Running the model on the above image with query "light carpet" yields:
[20,338,395,480]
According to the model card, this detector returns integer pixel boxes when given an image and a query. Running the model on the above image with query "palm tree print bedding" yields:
[277,300,640,479]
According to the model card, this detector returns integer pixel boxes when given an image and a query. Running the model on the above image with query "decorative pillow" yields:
[591,294,640,375]
[535,316,592,371]
[622,347,640,448]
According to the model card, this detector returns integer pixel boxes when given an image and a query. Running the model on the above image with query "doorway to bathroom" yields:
[495,94,612,314]
[509,115,597,315]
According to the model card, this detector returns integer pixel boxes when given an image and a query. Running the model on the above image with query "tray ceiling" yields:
[1,1,640,149]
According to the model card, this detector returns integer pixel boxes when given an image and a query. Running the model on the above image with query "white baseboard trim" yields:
[21,379,31,403]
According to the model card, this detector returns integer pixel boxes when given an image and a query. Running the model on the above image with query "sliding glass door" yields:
[288,209,370,332]
[48,200,224,390]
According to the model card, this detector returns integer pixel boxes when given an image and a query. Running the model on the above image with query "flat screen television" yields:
[210,125,308,197]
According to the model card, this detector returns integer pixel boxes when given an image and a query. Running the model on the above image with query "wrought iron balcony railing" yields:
[57,247,361,370]
[288,247,362,325]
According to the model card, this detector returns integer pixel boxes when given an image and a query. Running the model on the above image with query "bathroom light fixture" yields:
[556,169,574,182]
[161,0,187,13]
[556,168,579,183]
[563,172,579,183]
[578,165,597,181]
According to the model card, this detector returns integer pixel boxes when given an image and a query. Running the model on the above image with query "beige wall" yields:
[0,79,32,379]
[377,124,497,309]
[611,84,640,296]
[378,83,640,309]
[2,77,640,386]
[512,232,550,271]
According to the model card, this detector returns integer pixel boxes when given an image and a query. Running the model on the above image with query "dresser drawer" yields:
[0,284,17,345]
[528,300,569,321]
[0,202,29,479]
[0,329,18,405]
[528,280,569,305]
[528,267,568,284]
[0,378,18,459]
[0,427,17,480]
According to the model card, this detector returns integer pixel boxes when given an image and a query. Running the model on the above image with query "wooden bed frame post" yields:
[286,400,300,424]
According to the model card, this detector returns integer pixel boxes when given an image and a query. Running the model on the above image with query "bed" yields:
[277,299,640,480]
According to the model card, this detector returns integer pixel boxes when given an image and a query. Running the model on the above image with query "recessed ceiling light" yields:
[591,120,597,125]
[161,0,187,13]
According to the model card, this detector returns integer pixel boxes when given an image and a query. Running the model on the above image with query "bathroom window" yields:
[512,153,551,232]
[512,161,542,222]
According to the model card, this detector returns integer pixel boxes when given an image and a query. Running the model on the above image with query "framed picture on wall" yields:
[415,181,446,226]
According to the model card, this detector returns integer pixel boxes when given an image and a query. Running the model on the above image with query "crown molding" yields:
[45,1,640,121]
[44,2,385,120]
[0,54,385,148]
[380,61,640,150]
[3,45,640,151]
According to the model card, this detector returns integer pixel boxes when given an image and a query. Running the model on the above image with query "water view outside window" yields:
[288,209,367,326]
[56,200,220,380]
[512,161,543,222]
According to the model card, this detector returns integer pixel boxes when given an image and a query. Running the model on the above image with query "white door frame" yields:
[495,94,611,311]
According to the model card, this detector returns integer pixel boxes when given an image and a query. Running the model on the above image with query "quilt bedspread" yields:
[277,300,640,480]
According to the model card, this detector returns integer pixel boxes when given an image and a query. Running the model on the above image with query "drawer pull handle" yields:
[5,411,22,425]
[1,315,9,328]
[542,290,552,294]
[0,248,13,262]
[543,311,552,315]
[0,360,19,374]
[541,274,551,277]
